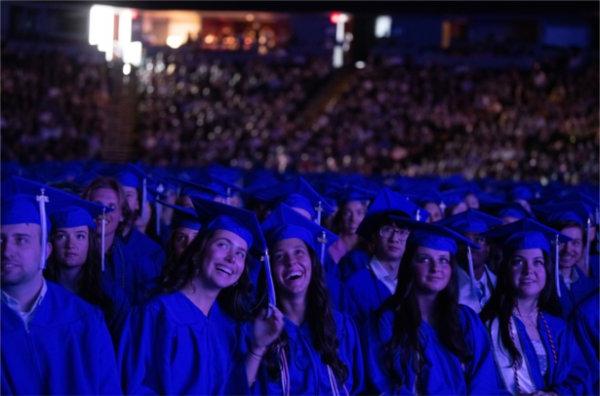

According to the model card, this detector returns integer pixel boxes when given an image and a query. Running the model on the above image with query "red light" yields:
[330,12,341,24]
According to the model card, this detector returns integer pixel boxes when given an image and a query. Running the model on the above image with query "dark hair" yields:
[331,199,369,235]
[159,228,255,321]
[258,244,349,384]
[82,176,134,235]
[45,226,112,310]
[552,220,587,242]
[480,248,561,368]
[379,242,472,387]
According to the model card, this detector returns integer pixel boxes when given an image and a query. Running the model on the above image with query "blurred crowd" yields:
[1,44,597,185]
[303,55,599,184]
[1,45,109,162]
[135,48,332,168]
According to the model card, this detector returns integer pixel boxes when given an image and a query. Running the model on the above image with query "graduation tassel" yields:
[101,208,107,272]
[584,217,591,276]
[318,230,328,267]
[554,234,561,298]
[155,183,164,236]
[141,177,148,221]
[467,245,476,295]
[36,189,49,270]
[262,250,277,310]
[315,200,323,225]
[415,209,421,222]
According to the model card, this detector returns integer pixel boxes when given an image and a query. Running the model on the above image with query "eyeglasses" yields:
[378,225,410,238]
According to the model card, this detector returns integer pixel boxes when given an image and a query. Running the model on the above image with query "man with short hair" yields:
[1,194,121,394]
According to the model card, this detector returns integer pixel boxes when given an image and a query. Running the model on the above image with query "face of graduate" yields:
[559,226,583,270]
[412,246,452,294]
[199,230,247,290]
[424,202,442,223]
[509,248,547,299]
[341,200,367,235]
[52,226,90,268]
[375,223,409,262]
[88,188,123,236]
[173,227,199,258]
[122,186,140,213]
[465,232,489,267]
[272,238,312,298]
[1,223,49,287]
[464,193,480,209]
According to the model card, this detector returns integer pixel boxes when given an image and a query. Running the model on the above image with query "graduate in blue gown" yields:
[364,220,506,395]
[44,197,130,336]
[83,176,166,305]
[1,192,121,395]
[571,292,599,394]
[118,198,264,394]
[341,189,423,324]
[246,205,365,394]
[549,210,597,318]
[480,219,591,395]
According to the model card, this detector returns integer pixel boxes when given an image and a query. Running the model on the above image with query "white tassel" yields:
[467,245,476,294]
[263,251,277,312]
[101,208,107,272]
[315,200,323,225]
[318,231,328,266]
[584,217,591,276]
[555,234,561,298]
[36,189,49,270]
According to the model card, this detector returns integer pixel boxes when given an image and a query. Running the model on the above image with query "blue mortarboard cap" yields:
[511,185,534,202]
[387,216,478,254]
[438,209,502,234]
[534,201,592,227]
[497,202,531,221]
[319,177,378,204]
[201,164,244,185]
[115,163,146,189]
[176,175,241,200]
[250,176,334,222]
[440,188,472,208]
[262,204,338,254]
[482,218,570,255]
[157,200,202,231]
[282,193,316,219]
[191,197,265,254]
[49,196,108,229]
[1,194,45,227]
[356,188,422,238]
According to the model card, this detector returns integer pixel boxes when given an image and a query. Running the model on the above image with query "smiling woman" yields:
[246,204,365,394]
[117,198,262,395]
[364,221,506,394]
[480,219,591,395]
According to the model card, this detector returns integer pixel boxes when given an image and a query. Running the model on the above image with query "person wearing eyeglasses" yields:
[341,195,416,326]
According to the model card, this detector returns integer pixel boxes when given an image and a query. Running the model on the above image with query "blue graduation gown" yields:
[251,311,364,395]
[1,282,121,395]
[558,266,597,318]
[103,228,166,306]
[571,293,599,393]
[512,312,590,394]
[342,267,392,326]
[365,305,505,395]
[117,292,247,395]
[337,248,371,281]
